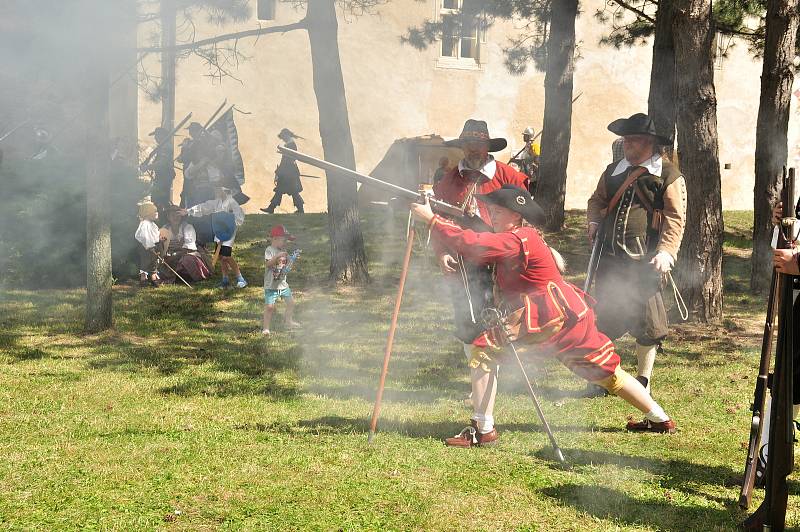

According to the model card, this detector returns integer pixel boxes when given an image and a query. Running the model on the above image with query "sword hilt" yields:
[480,307,502,329]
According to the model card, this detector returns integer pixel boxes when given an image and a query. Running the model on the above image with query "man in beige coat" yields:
[586,113,687,394]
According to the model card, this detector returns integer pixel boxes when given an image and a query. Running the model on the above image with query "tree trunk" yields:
[673,0,724,322]
[160,0,177,164]
[306,0,369,283]
[85,26,113,332]
[647,0,677,153]
[537,0,578,231]
[750,0,799,293]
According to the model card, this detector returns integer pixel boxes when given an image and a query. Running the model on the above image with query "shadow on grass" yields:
[534,446,762,531]
[159,373,299,399]
[540,483,737,532]
[534,443,800,531]
[236,415,625,442]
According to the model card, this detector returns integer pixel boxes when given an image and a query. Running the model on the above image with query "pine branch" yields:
[612,0,657,24]
[137,20,308,53]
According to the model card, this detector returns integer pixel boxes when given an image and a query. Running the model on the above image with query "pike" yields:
[139,112,193,170]
[204,100,230,130]
[0,118,31,143]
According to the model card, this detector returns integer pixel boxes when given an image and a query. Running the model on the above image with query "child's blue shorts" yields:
[264,287,292,305]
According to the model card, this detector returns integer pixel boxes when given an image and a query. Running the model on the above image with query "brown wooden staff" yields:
[368,223,416,444]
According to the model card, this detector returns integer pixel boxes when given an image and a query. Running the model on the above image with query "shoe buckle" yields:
[454,426,478,444]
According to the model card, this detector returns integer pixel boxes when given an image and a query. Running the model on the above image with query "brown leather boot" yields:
[626,418,676,434]
[444,422,499,448]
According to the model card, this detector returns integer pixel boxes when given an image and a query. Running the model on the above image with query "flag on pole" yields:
[209,107,245,187]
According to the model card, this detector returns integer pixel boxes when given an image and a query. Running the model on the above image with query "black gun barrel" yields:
[277,146,464,218]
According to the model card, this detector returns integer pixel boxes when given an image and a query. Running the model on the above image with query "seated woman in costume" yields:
[158,205,211,284]
[410,184,676,448]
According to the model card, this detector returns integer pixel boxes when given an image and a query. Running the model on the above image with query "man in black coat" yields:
[261,128,304,214]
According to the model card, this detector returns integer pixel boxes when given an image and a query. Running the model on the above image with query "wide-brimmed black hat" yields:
[278,128,303,140]
[475,184,546,226]
[444,119,508,152]
[607,113,672,145]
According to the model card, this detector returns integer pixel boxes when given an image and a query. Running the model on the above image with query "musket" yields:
[140,112,193,170]
[583,220,605,293]
[278,146,492,330]
[739,268,778,509]
[0,118,31,143]
[743,167,796,531]
[277,146,473,222]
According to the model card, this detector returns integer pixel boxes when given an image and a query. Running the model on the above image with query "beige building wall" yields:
[139,0,797,214]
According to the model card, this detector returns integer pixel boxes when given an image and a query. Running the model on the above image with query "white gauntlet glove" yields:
[650,251,674,274]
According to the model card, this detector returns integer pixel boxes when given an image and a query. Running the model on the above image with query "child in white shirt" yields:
[184,187,247,288]
[134,201,162,286]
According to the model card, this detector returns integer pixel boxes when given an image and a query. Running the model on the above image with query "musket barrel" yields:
[277,146,464,218]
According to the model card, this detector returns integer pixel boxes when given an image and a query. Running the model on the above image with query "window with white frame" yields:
[438,0,485,67]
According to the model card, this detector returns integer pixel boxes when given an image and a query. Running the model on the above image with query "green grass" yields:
[0,209,796,530]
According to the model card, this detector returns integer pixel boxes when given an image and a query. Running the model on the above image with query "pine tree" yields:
[673,0,724,321]
[751,0,799,293]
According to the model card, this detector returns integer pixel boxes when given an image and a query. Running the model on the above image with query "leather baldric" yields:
[601,166,648,218]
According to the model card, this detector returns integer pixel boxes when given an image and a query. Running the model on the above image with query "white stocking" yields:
[470,365,498,434]
[635,343,657,391]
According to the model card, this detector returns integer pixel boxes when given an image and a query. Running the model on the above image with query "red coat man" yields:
[411,185,677,448]
[431,120,528,345]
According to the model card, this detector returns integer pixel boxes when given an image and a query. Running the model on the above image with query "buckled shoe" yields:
[444,421,499,448]
[626,418,676,434]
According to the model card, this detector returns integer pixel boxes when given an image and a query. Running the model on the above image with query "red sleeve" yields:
[496,162,529,190]
[429,215,524,265]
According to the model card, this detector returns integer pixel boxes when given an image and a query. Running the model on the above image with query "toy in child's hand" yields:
[274,249,302,278]
[284,249,302,273]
